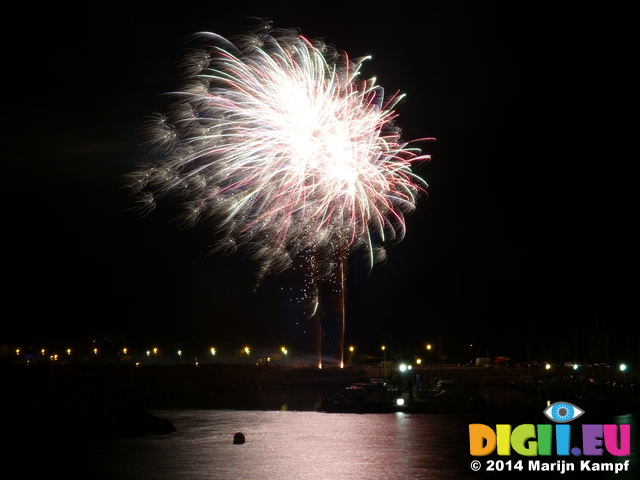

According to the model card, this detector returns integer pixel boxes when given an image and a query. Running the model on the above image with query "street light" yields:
[398,363,413,402]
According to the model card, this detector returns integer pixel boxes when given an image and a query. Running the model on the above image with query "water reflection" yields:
[81,410,475,480]
[7,407,638,479]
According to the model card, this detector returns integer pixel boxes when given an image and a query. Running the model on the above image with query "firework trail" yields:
[129,24,432,365]
[129,24,432,279]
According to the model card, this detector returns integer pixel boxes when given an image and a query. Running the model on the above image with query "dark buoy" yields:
[233,432,245,444]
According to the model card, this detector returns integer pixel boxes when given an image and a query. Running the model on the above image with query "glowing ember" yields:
[129,24,432,281]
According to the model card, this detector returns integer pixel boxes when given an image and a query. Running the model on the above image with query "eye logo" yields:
[543,401,584,423]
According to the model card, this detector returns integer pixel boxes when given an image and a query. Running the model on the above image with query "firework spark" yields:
[129,25,432,281]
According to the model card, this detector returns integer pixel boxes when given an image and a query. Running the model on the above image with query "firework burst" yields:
[129,25,432,282]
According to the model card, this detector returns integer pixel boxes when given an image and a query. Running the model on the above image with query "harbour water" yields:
[45,409,479,479]
[11,406,638,480]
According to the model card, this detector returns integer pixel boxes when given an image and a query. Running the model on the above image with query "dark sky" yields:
[3,2,634,362]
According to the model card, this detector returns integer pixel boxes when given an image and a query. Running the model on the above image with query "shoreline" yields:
[3,362,638,441]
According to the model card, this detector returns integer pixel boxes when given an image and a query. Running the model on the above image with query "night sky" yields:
[3,2,634,363]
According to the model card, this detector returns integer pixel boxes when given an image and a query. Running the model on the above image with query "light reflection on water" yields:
[83,410,473,480]
[11,407,638,479]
